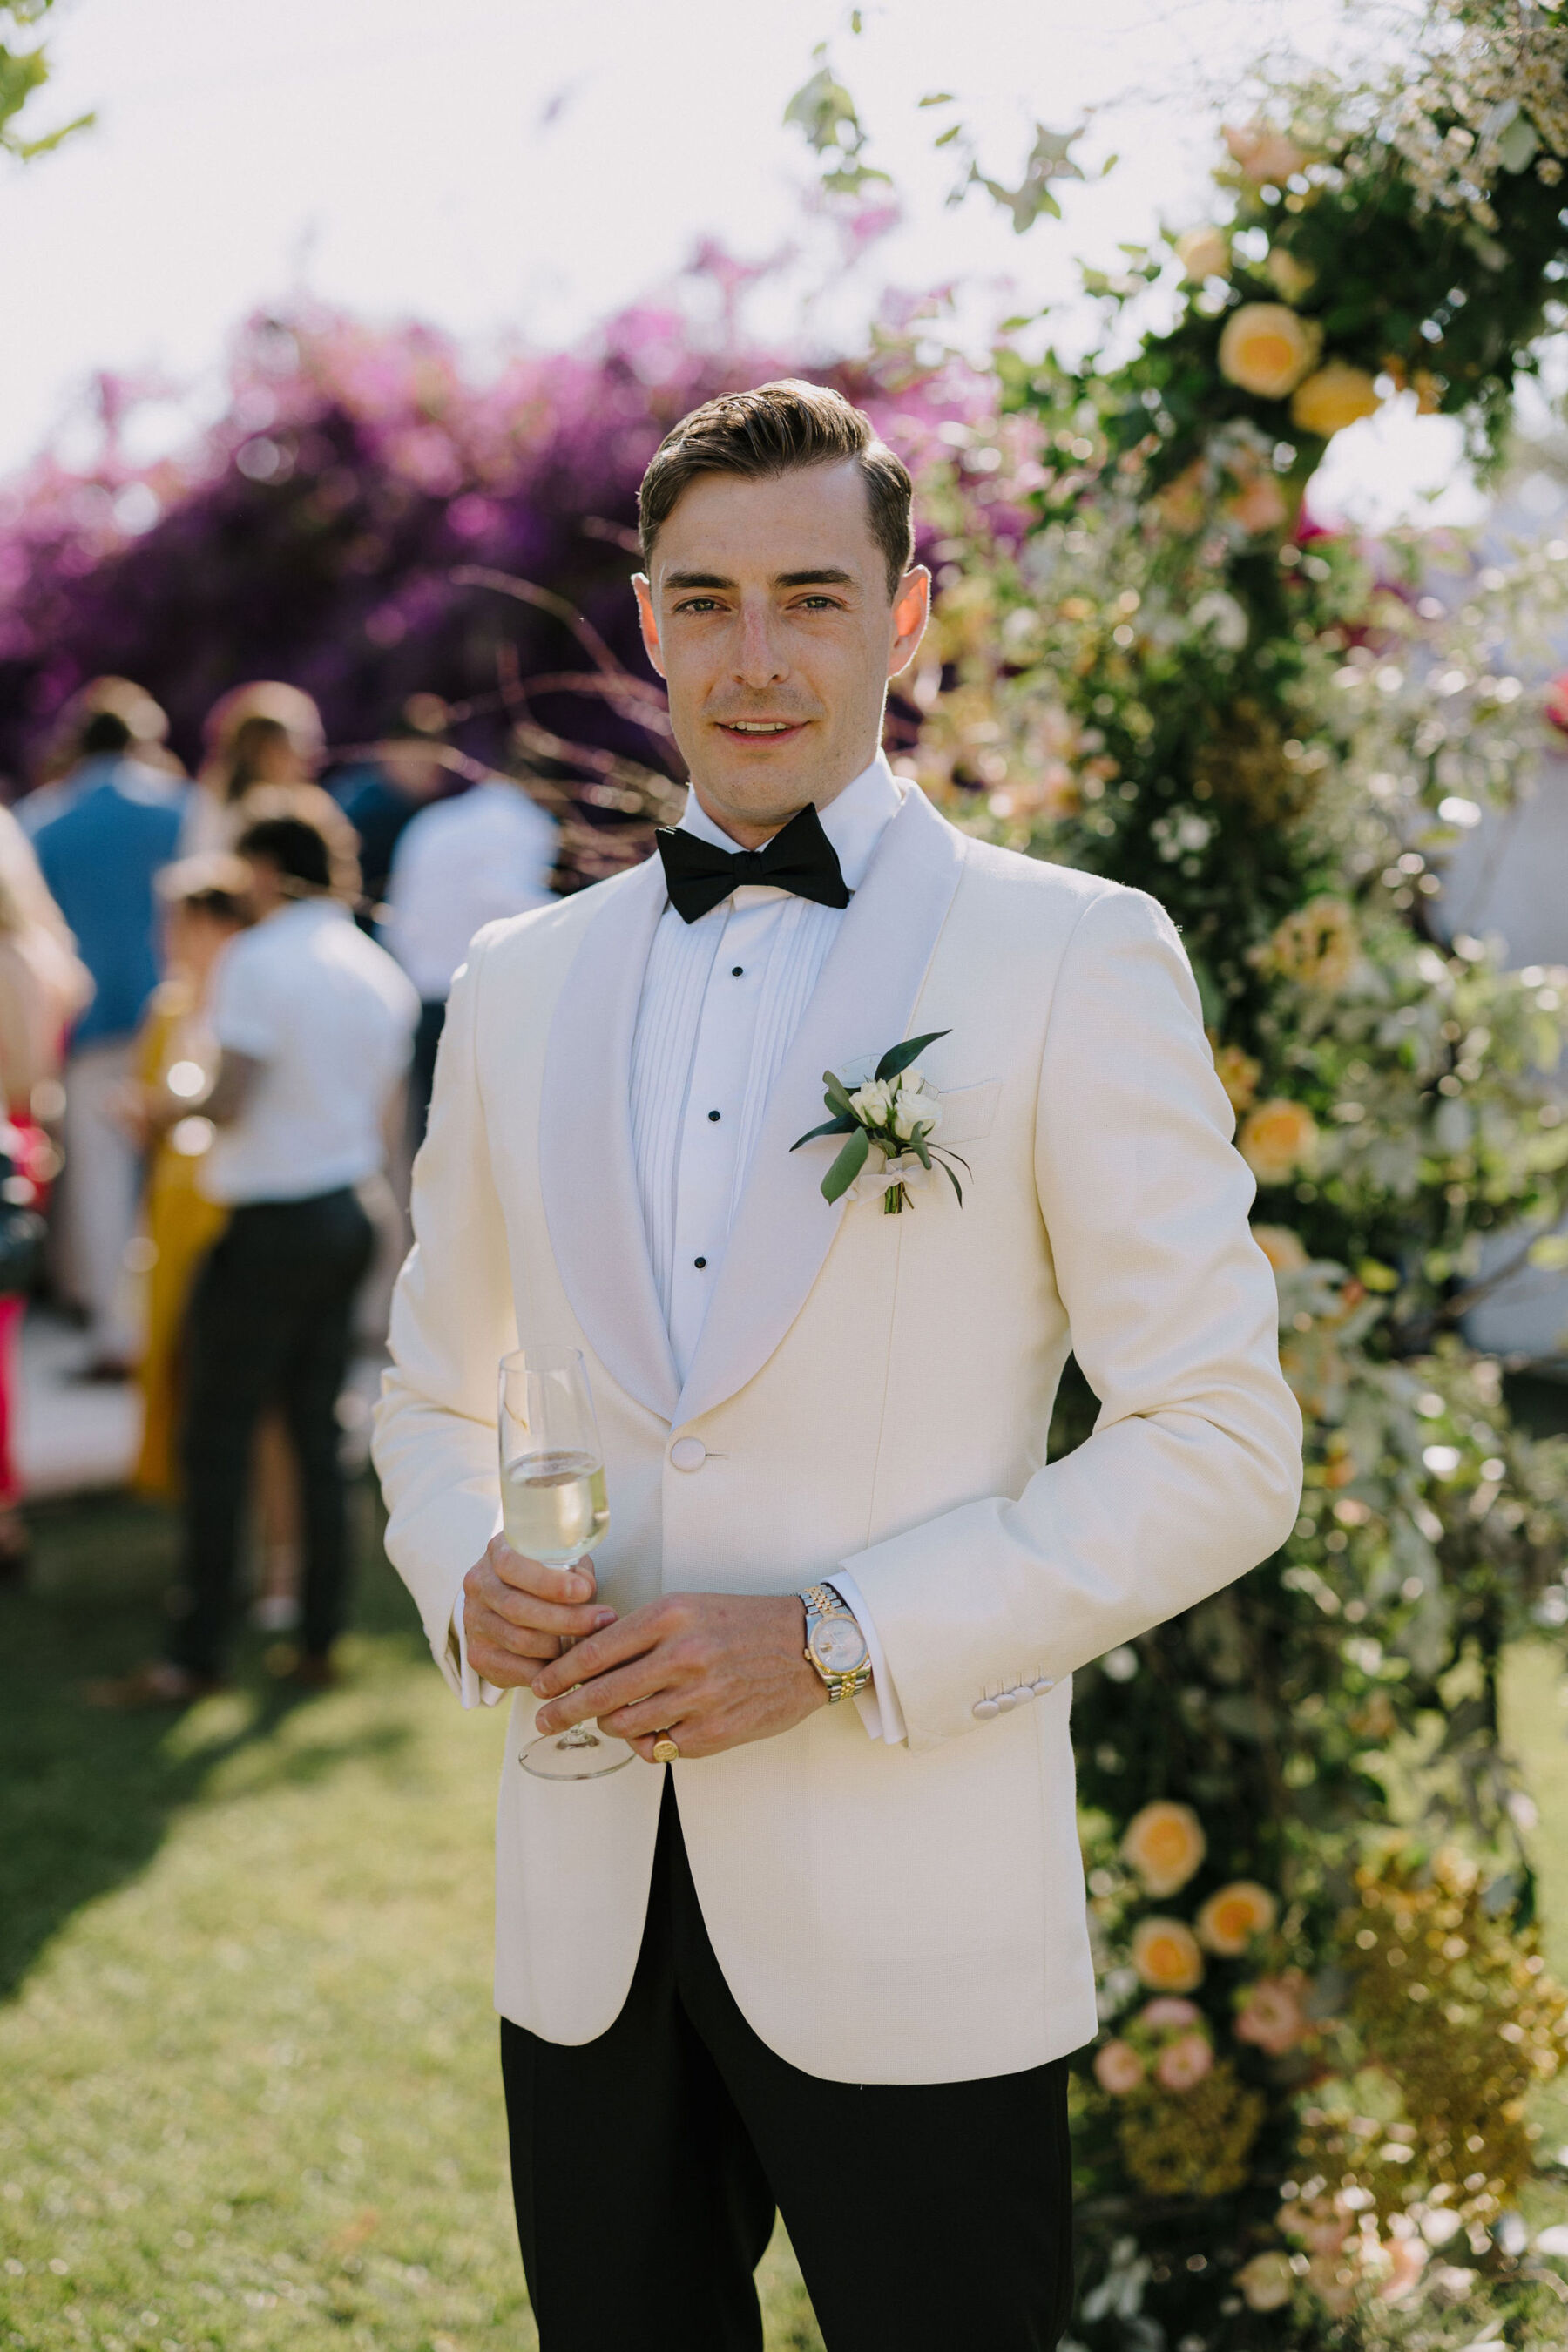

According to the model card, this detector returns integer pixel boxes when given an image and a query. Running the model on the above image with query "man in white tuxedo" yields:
[372,380,1302,2349]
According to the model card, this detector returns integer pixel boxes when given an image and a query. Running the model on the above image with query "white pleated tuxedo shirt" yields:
[457,752,909,1739]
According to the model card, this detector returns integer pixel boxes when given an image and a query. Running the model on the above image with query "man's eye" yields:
[795,596,842,612]
[676,597,723,613]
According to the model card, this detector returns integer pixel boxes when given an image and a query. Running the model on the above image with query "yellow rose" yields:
[1197,1881,1280,1956]
[1290,360,1381,438]
[1121,1800,1206,1896]
[1218,305,1322,399]
[1265,246,1316,303]
[1237,2251,1295,2312]
[1253,1224,1309,1275]
[1175,226,1230,281]
[1213,1043,1262,1112]
[1240,1098,1318,1186]
[1267,895,1358,990]
[1131,1916,1206,1993]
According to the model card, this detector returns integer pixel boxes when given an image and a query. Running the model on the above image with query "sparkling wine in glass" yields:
[501,1346,632,1781]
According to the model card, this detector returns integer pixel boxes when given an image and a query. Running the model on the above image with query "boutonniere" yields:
[792,1030,970,1215]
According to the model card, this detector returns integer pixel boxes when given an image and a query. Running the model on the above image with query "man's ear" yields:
[888,565,931,680]
[632,573,666,679]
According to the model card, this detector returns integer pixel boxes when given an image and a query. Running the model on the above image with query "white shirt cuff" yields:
[828,1570,908,1746]
[450,1590,506,1709]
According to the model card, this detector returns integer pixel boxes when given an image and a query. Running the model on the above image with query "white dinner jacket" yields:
[371,782,1302,2085]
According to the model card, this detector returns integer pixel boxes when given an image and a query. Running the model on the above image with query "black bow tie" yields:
[654,801,851,925]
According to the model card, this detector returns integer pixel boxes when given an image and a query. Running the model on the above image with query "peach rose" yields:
[1093,2038,1145,2094]
[1253,1224,1309,1275]
[1239,1098,1318,1186]
[1155,2031,1214,2090]
[1269,895,1359,990]
[1155,459,1207,535]
[1236,2249,1295,2311]
[1197,1881,1278,1955]
[1291,362,1381,439]
[1228,471,1288,534]
[1175,226,1230,280]
[1213,1043,1262,1112]
[1235,1969,1312,2055]
[1218,304,1322,400]
[1139,1996,1201,2031]
[1132,1916,1206,1993]
[1121,1800,1207,1896]
[1224,120,1312,184]
[1376,2233,1429,2304]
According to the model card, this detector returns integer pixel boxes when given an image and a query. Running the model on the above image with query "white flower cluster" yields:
[847,1069,945,1145]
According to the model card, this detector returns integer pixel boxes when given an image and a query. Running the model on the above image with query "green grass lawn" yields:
[0,1486,821,2352]
[2,1489,1566,2352]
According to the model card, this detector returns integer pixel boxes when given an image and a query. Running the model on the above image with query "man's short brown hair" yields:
[638,380,915,601]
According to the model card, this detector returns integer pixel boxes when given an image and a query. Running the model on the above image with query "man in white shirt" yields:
[372,383,1301,2347]
[381,769,558,1141]
[104,800,418,1704]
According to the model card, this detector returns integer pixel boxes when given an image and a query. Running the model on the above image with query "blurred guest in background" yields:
[335,693,463,921]
[0,809,91,1580]
[383,762,560,1142]
[31,699,186,1378]
[94,797,417,1704]
[181,682,327,857]
[118,857,305,1633]
[19,675,180,835]
[119,855,252,1499]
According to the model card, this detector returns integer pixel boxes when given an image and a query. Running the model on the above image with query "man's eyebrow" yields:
[774,567,855,588]
[664,569,734,590]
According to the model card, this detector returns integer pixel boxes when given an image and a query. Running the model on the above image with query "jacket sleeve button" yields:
[972,1698,1000,1720]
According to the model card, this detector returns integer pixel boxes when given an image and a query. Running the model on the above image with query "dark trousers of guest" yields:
[407,997,448,1150]
[170,1188,375,1678]
[501,1778,1076,2352]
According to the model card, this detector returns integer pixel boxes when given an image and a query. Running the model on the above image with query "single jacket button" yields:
[995,1689,1018,1712]
[669,1436,706,1472]
[1031,1677,1055,1696]
[972,1698,1000,1720]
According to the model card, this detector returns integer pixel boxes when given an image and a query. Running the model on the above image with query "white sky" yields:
[0,0,1480,524]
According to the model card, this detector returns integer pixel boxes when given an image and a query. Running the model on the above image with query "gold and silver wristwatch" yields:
[800,1582,873,1702]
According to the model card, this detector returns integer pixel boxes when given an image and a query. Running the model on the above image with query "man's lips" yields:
[713,719,811,740]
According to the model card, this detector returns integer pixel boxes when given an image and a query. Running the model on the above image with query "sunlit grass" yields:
[0,1488,821,2352]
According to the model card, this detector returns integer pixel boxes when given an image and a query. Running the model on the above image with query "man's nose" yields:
[733,600,787,687]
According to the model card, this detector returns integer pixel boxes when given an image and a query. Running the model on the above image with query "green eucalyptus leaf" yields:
[874,1028,950,1082]
[821,1127,870,1203]
[791,1112,857,1152]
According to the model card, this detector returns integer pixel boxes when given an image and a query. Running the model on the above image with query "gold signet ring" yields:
[651,1734,679,1763]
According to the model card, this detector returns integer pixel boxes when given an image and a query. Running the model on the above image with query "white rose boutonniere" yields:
[792,1029,969,1215]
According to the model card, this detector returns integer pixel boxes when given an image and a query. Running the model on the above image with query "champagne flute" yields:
[500,1346,632,1781]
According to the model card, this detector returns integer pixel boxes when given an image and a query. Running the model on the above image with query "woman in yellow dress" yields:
[123,856,253,1497]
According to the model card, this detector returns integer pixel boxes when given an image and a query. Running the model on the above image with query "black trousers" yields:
[169,1187,375,1678]
[501,1780,1075,2351]
[408,997,447,1150]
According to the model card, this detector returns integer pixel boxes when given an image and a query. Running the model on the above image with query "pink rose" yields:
[1093,2038,1145,2095]
[1377,2234,1429,2304]
[1139,1997,1201,2032]
[1235,1970,1312,2057]
[1155,2031,1214,2091]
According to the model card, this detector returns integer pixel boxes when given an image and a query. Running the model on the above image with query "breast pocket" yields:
[935,1079,1001,1146]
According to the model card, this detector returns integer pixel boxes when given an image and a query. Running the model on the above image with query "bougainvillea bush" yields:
[798,4,1568,2347]
[0,269,990,879]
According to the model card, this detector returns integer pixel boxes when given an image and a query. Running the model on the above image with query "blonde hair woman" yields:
[180,683,327,858]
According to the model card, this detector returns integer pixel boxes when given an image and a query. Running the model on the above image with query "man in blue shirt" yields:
[32,707,186,1376]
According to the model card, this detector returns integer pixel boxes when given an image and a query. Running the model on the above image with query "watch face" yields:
[811,1615,868,1675]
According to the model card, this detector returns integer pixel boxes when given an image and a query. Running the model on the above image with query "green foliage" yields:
[791,6,1568,2343]
[0,0,91,164]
